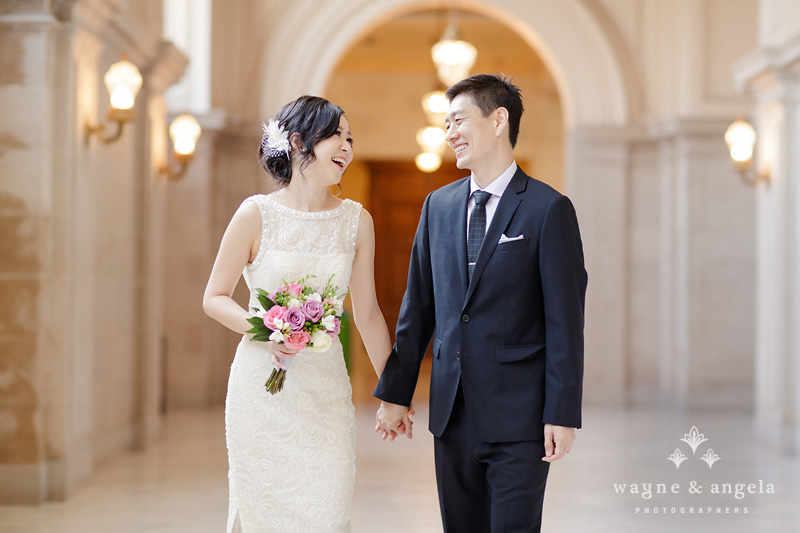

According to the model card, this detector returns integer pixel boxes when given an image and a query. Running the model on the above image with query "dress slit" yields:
[228,509,242,533]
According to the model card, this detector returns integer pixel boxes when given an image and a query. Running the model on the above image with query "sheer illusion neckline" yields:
[264,193,350,219]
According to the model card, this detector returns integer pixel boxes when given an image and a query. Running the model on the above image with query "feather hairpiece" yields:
[261,119,291,158]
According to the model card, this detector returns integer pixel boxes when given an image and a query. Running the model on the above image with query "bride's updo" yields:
[259,95,345,186]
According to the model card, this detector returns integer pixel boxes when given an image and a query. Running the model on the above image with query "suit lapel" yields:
[463,168,529,308]
[450,178,471,295]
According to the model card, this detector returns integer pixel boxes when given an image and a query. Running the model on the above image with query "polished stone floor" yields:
[1,404,799,532]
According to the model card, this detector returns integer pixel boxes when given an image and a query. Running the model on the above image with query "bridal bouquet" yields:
[246,276,346,394]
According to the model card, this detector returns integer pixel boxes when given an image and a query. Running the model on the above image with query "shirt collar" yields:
[469,161,518,199]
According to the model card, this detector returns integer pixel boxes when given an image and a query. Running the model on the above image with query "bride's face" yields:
[303,116,353,186]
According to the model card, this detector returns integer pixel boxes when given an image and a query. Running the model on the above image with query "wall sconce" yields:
[159,113,202,180]
[724,119,770,186]
[85,55,142,145]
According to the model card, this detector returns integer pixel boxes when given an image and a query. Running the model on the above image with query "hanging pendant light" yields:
[421,90,449,126]
[431,23,477,87]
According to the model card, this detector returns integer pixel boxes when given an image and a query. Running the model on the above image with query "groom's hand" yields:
[542,424,575,462]
[376,401,414,441]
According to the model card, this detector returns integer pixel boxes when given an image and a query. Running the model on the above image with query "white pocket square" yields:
[499,233,525,243]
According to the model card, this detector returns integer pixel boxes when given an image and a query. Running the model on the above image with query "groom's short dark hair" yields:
[445,74,524,148]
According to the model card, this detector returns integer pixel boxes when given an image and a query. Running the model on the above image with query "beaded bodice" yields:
[242,194,362,310]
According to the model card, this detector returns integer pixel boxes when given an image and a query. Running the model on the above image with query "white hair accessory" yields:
[261,119,291,158]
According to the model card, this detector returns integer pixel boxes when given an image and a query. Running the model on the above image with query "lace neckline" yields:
[264,194,350,219]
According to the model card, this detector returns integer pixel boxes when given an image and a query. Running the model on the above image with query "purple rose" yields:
[284,307,306,332]
[302,300,324,323]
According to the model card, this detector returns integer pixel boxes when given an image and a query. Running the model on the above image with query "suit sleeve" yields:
[373,193,436,406]
[539,195,587,428]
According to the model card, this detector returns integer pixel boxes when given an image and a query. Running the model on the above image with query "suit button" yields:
[456,352,461,360]
[461,314,470,323]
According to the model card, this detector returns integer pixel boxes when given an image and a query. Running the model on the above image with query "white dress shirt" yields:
[466,161,518,238]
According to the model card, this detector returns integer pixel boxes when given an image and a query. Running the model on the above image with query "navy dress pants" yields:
[433,384,551,532]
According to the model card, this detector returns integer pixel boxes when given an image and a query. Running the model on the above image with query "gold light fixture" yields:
[415,152,442,173]
[416,126,447,155]
[421,90,449,126]
[431,20,477,88]
[85,54,143,145]
[160,113,202,180]
[724,119,769,186]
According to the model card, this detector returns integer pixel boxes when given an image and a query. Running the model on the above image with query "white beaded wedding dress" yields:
[225,193,362,532]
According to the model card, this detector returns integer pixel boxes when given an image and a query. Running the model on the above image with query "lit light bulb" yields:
[415,152,442,173]
[416,126,447,154]
[724,120,757,165]
[422,91,449,125]
[169,113,202,157]
[104,57,142,111]
[431,34,477,87]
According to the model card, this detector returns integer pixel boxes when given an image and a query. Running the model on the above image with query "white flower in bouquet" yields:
[306,292,322,303]
[307,330,332,352]
[287,298,302,309]
[321,315,337,332]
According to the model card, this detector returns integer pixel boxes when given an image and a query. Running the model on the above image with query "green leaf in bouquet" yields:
[251,333,272,342]
[255,288,275,311]
[245,317,268,336]
[247,316,265,327]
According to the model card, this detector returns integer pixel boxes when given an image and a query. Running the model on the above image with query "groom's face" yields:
[445,94,499,172]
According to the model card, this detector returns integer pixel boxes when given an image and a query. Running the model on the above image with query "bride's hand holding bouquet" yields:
[245,276,346,394]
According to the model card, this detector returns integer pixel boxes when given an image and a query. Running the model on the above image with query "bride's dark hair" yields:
[260,95,345,186]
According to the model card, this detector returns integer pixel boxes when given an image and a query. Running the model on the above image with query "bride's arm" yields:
[349,209,393,377]
[202,200,261,335]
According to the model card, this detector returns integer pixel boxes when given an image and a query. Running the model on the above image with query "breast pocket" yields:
[496,237,529,252]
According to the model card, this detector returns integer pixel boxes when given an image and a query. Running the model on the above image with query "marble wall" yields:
[0,0,185,503]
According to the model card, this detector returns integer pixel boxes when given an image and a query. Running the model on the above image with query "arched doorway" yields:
[322,8,567,400]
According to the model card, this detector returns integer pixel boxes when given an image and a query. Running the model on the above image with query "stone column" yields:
[567,125,634,405]
[567,120,756,409]
[735,40,800,454]
[0,8,59,505]
[652,119,755,410]
[0,0,186,503]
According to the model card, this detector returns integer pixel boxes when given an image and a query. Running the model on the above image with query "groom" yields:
[375,74,587,532]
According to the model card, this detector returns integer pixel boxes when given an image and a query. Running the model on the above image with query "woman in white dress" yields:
[203,95,412,532]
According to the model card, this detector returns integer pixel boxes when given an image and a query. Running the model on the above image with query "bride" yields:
[203,95,411,532]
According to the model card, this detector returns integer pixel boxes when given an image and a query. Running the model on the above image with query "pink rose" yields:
[284,331,310,351]
[287,283,304,297]
[263,305,287,330]
[330,317,340,335]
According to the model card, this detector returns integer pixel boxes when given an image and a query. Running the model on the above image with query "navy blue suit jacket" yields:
[374,167,587,443]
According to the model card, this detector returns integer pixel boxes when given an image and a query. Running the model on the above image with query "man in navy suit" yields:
[375,74,587,532]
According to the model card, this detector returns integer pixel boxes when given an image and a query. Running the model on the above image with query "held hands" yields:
[542,424,575,462]
[269,341,299,369]
[375,401,415,441]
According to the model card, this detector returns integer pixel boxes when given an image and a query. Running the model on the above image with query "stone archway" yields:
[259,0,630,130]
